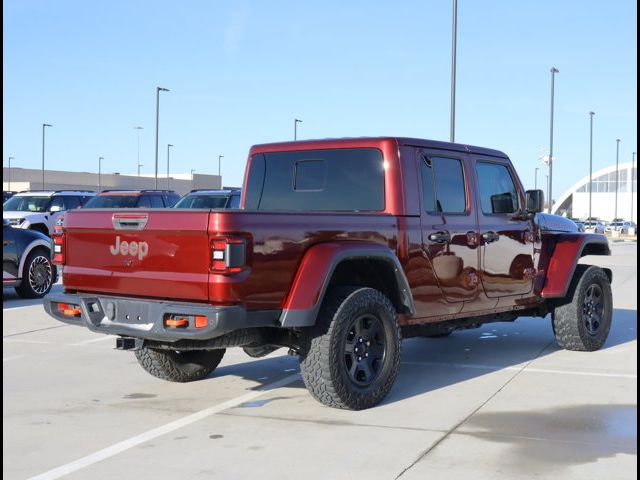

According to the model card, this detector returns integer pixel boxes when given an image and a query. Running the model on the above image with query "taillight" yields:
[52,234,65,265]
[210,237,246,274]
[52,215,65,265]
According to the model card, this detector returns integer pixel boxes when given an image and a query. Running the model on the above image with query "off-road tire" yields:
[135,348,225,382]
[15,248,54,298]
[552,265,612,351]
[299,287,402,410]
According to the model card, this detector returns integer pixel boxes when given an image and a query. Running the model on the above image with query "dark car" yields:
[173,189,241,209]
[3,191,17,203]
[3,218,56,298]
[83,190,180,209]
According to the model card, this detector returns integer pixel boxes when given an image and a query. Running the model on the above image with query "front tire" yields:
[15,249,54,298]
[135,348,225,382]
[552,265,613,351]
[299,287,402,410]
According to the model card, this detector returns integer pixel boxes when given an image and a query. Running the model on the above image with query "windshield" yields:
[174,195,229,209]
[3,195,51,212]
[83,195,140,208]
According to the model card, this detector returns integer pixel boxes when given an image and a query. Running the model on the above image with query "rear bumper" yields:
[43,293,281,342]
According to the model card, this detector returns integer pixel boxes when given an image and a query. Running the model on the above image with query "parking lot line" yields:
[401,361,637,379]
[70,335,115,346]
[3,355,24,362]
[28,373,300,480]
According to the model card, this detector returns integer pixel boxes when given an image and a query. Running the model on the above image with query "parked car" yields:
[3,191,17,203]
[583,220,606,234]
[569,218,586,232]
[606,220,631,234]
[174,189,242,209]
[3,190,95,236]
[3,218,57,298]
[83,190,181,209]
[45,136,613,410]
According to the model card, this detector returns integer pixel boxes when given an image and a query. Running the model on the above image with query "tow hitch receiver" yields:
[115,337,144,351]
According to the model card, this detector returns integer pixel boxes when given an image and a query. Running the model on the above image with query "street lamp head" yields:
[158,87,169,92]
[550,67,559,73]
[43,123,52,127]
[134,126,143,130]
[168,144,174,148]
[295,118,303,123]
[589,111,595,116]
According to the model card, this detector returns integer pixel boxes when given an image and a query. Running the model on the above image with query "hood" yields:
[535,213,579,233]
[2,211,41,220]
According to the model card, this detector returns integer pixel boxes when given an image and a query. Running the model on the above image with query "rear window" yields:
[244,148,384,211]
[174,195,230,209]
[83,195,140,208]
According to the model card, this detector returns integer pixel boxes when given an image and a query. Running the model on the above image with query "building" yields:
[552,162,637,222]
[3,167,222,196]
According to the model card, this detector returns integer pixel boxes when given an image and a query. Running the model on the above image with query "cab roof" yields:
[249,136,508,159]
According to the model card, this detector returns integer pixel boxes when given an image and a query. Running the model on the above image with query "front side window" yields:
[476,162,519,214]
[3,195,51,212]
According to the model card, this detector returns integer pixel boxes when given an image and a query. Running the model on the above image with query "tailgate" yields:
[62,209,212,302]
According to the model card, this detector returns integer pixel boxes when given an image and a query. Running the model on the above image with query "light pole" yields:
[545,174,549,210]
[534,167,539,190]
[98,156,104,192]
[450,0,458,142]
[154,87,170,189]
[8,156,14,191]
[218,155,224,177]
[134,126,143,186]
[632,152,636,224]
[42,123,52,190]
[548,67,559,213]
[166,144,173,189]
[294,119,302,140]
[615,139,620,221]
[589,111,595,221]
[190,169,196,190]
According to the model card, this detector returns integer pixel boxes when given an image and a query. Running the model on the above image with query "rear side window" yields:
[420,156,466,214]
[244,148,384,211]
[476,162,519,214]
[228,193,241,209]
[148,196,164,208]
[49,196,65,210]
[164,194,180,207]
[62,196,81,210]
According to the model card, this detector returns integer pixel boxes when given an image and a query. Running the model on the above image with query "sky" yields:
[3,0,637,198]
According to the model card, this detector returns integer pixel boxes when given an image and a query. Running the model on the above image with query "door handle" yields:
[428,231,451,244]
[482,231,500,243]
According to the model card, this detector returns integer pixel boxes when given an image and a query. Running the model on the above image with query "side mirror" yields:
[525,189,544,213]
[49,205,62,213]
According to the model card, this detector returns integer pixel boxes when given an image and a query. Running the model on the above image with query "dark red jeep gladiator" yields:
[45,137,613,410]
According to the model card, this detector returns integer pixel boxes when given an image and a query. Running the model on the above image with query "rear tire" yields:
[135,348,225,382]
[552,266,612,351]
[299,287,402,410]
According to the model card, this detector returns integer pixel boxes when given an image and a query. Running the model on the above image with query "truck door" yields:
[473,158,535,298]
[418,150,480,308]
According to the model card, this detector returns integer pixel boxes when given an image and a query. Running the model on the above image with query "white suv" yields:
[3,190,95,236]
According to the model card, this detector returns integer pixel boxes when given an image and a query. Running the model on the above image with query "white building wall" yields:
[3,167,222,196]
[571,192,636,222]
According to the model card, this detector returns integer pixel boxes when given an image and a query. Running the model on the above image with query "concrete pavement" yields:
[3,242,636,480]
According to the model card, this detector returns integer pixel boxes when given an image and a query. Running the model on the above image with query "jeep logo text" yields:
[109,236,148,260]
